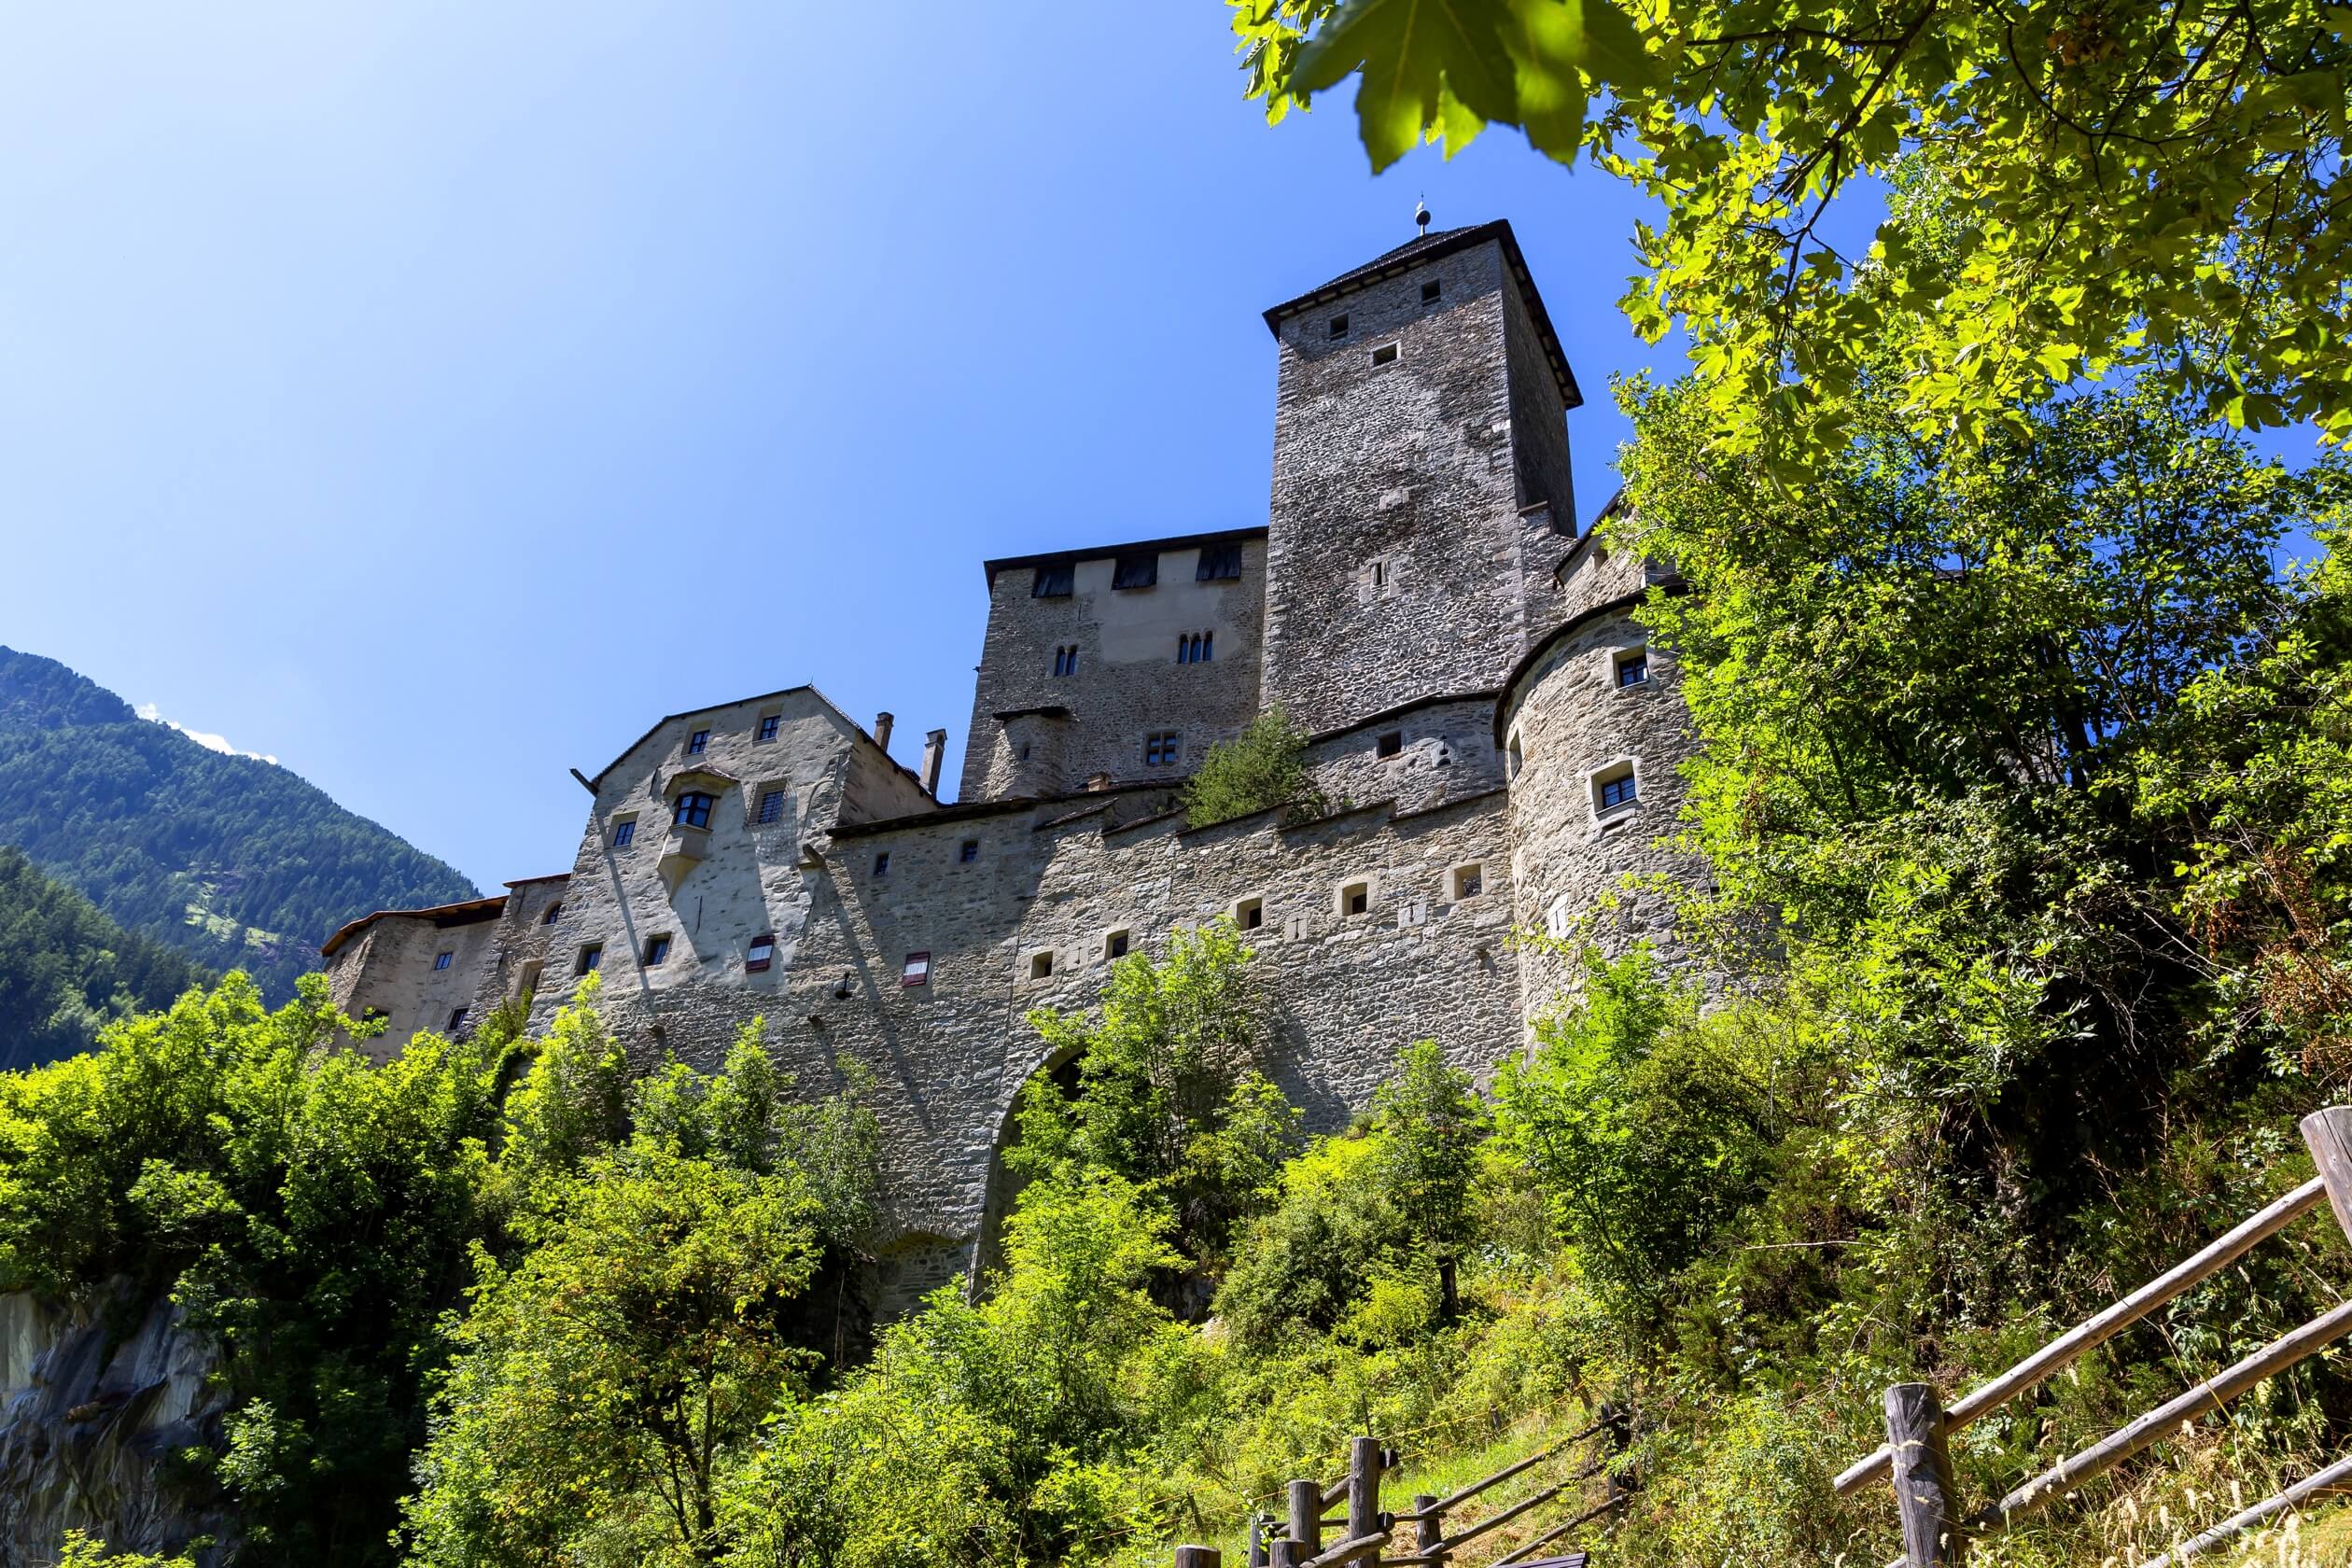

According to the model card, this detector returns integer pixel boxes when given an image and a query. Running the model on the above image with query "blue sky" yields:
[0,3,1687,897]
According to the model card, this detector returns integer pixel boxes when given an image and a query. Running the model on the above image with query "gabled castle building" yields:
[321,219,1702,1306]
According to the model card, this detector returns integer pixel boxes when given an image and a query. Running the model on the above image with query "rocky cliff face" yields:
[0,1287,231,1566]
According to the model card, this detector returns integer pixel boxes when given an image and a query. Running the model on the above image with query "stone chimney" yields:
[873,711,894,752]
[920,729,947,795]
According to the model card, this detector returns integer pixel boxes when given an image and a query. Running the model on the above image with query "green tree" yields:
[1018,919,1298,1271]
[1181,707,1328,829]
[1229,0,2352,462]
[1370,1040,1487,1317]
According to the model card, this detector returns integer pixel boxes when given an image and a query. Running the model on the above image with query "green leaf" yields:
[1289,0,1521,169]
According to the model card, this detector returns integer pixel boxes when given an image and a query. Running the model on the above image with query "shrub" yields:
[1180,707,1327,828]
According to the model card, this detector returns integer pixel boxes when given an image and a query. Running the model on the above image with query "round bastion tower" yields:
[1497,511,1715,1033]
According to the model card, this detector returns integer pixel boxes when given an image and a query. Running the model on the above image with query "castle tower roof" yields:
[1260,217,1582,409]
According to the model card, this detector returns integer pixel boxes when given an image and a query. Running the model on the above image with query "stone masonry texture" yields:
[322,220,1722,1313]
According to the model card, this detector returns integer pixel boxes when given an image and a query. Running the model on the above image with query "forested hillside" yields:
[0,847,207,1071]
[0,648,478,1002]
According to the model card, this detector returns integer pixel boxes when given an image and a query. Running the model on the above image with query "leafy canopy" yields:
[1181,706,1329,829]
[1232,0,2352,463]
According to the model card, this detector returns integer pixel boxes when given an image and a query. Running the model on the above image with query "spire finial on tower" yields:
[1414,199,1432,236]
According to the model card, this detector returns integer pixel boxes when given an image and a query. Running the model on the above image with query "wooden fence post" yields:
[1346,1435,1384,1546]
[1288,1477,1323,1561]
[1248,1512,1269,1568]
[2300,1108,2352,1242]
[1884,1382,1963,1567]
[1268,1543,1301,1568]
[1174,1550,1223,1568]
[1412,1491,1443,1566]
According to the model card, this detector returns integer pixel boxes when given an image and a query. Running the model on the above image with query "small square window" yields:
[1104,930,1130,960]
[644,934,672,966]
[611,817,636,848]
[1029,951,1054,980]
[903,951,931,987]
[1377,731,1403,759]
[757,789,785,825]
[1113,553,1158,590]
[1616,648,1649,688]
[745,932,776,973]
[873,851,890,876]
[542,902,563,926]
[433,950,453,971]
[687,729,709,756]
[959,839,980,863]
[1328,313,1350,339]
[1236,897,1264,931]
[1369,342,1399,367]
[1595,764,1639,814]
[1032,563,1074,597]
[1453,864,1484,900]
[757,713,781,742]
[1144,731,1183,769]
[447,1007,469,1034]
[1421,279,1442,303]
[575,943,603,975]
[1197,545,1243,581]
[674,791,714,829]
[1341,880,1370,917]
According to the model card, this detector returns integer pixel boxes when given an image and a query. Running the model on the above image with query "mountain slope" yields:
[0,647,479,1002]
[0,846,211,1070]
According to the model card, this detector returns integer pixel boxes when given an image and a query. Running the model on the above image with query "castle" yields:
[319,218,1702,1306]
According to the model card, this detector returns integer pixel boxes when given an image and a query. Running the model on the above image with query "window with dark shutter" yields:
[1112,553,1158,590]
[1032,564,1074,597]
[1196,545,1243,581]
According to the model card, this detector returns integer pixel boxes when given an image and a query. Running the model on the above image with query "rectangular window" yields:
[1053,644,1079,678]
[1236,897,1263,931]
[1342,881,1370,917]
[673,791,714,829]
[1032,563,1074,597]
[745,932,776,973]
[1599,771,1639,812]
[433,950,453,971]
[447,1007,469,1034]
[1328,313,1350,339]
[575,943,603,975]
[757,713,781,742]
[903,951,931,987]
[756,789,785,825]
[1421,278,1442,303]
[959,839,979,863]
[1029,951,1054,980]
[1616,648,1649,688]
[1104,930,1130,960]
[1197,545,1243,581]
[1369,342,1399,367]
[1377,731,1403,759]
[873,851,890,876]
[1453,864,1484,900]
[1112,553,1158,590]
[644,934,672,966]
[1143,732,1182,768]
[611,817,636,848]
[687,729,709,755]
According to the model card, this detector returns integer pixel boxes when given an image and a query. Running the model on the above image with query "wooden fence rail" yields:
[1842,1104,2352,1568]
[1184,1414,1625,1568]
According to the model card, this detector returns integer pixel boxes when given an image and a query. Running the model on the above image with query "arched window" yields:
[673,791,715,829]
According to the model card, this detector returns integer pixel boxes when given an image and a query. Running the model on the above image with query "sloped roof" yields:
[321,894,507,959]
[1261,218,1582,410]
[586,682,934,802]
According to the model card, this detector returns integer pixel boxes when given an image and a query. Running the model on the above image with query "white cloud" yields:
[135,702,279,765]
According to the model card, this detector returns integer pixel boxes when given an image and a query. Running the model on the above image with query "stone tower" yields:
[1260,219,1583,735]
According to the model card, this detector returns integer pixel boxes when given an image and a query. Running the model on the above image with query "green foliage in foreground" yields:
[1231,0,2352,466]
[1180,707,1328,830]
[0,844,208,1070]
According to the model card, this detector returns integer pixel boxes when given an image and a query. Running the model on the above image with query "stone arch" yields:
[969,1038,1085,1294]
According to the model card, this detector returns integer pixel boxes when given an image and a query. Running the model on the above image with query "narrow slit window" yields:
[959,839,980,863]
[873,851,890,877]
[756,789,785,825]
[644,934,672,966]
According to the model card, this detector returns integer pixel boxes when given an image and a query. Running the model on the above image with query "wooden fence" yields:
[1839,1104,2352,1567]
[1171,1415,1631,1568]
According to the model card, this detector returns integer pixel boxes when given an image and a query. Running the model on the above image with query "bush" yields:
[1180,707,1327,829]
